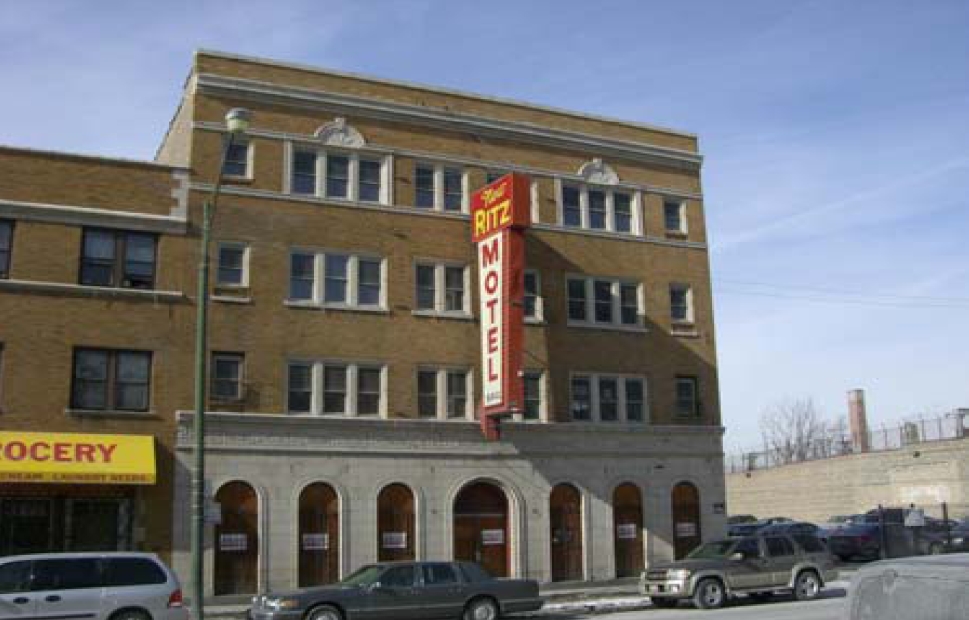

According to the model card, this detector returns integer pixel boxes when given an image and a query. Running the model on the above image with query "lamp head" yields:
[225,108,252,135]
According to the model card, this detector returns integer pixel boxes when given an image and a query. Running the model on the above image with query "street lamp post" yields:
[192,107,251,620]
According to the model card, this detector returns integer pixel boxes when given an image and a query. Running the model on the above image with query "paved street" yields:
[538,586,848,620]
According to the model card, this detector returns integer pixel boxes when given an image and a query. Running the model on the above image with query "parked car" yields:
[640,534,837,610]
[843,553,969,619]
[827,521,952,561]
[827,514,863,525]
[249,561,542,620]
[727,514,758,525]
[727,521,766,537]
[944,519,969,552]
[0,552,186,620]
[759,522,822,537]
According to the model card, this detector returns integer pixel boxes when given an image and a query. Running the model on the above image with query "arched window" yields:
[377,484,415,561]
[549,483,583,581]
[454,481,509,577]
[298,483,339,587]
[671,481,702,559]
[613,483,644,577]
[214,481,258,595]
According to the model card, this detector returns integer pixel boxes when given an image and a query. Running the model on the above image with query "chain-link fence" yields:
[726,412,969,474]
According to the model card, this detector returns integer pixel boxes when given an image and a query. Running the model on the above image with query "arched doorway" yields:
[453,481,509,577]
[298,483,340,587]
[613,483,644,577]
[671,481,702,559]
[214,481,258,595]
[549,483,583,582]
[377,484,415,562]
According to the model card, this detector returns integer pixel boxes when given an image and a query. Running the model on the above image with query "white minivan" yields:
[0,553,187,620]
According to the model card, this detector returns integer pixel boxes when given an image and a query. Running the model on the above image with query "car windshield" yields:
[341,565,384,587]
[686,540,736,559]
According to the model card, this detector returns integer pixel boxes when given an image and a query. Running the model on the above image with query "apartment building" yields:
[0,50,724,593]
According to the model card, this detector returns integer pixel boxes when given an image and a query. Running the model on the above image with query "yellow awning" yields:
[0,431,156,485]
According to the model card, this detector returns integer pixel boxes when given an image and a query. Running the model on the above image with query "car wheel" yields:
[110,610,150,620]
[306,604,343,620]
[693,578,727,609]
[463,597,499,620]
[793,570,821,601]
[650,597,678,608]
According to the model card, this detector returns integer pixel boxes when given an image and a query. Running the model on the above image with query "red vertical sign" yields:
[471,173,531,440]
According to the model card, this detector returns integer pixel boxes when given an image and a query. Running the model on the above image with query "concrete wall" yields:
[726,438,969,523]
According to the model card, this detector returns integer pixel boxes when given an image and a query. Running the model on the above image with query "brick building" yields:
[0,50,725,592]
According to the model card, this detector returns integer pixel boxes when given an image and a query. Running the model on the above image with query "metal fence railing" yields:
[726,412,969,474]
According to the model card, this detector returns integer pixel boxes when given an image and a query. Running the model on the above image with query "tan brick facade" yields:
[1,50,724,582]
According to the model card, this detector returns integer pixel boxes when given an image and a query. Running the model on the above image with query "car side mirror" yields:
[730,552,745,561]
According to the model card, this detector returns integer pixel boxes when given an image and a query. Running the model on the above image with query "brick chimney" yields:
[848,389,870,453]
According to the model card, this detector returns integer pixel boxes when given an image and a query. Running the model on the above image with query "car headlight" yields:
[952,537,964,545]
[270,599,301,610]
[668,569,692,580]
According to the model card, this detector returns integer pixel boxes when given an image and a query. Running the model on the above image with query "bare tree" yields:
[759,398,844,465]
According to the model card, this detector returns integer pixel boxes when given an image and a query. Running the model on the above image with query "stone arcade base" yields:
[171,411,726,595]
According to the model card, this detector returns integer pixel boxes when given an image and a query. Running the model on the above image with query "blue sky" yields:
[2,0,967,450]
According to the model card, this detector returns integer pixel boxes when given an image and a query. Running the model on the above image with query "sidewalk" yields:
[203,570,857,618]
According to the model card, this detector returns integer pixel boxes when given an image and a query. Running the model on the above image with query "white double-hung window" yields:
[566,275,644,329]
[570,373,647,423]
[287,360,386,417]
[290,148,389,204]
[416,367,473,420]
[559,182,641,235]
[414,163,467,212]
[414,261,471,316]
[288,250,386,310]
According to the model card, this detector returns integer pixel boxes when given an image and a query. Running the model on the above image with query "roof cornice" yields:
[194,73,703,171]
[195,48,698,140]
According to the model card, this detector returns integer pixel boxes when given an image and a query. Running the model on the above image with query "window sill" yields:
[212,295,252,304]
[0,279,186,303]
[566,321,647,333]
[411,310,474,321]
[66,408,159,419]
[222,175,253,184]
[283,300,390,314]
[672,328,700,338]
[524,317,547,326]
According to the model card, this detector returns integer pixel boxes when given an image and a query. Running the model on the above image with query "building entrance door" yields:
[214,481,259,595]
[613,483,644,578]
[0,499,52,556]
[453,482,509,577]
[671,482,702,560]
[549,484,583,582]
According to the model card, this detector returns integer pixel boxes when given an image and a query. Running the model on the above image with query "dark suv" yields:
[640,534,838,610]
